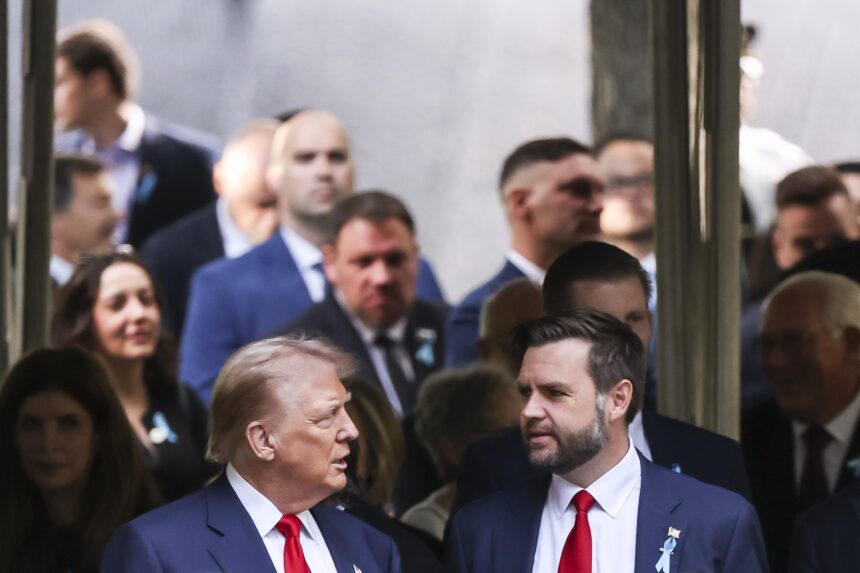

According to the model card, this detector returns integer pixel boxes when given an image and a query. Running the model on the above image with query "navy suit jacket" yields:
[180,233,446,403]
[101,473,401,573]
[742,399,860,573]
[453,411,751,515]
[57,113,220,248]
[790,480,860,573]
[447,454,767,573]
[445,260,525,367]
[140,204,225,336]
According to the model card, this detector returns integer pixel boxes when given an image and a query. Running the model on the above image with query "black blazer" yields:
[140,204,225,336]
[790,480,860,573]
[125,116,220,248]
[742,399,860,573]
[453,410,752,515]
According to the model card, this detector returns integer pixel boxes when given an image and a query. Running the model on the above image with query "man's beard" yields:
[525,397,609,474]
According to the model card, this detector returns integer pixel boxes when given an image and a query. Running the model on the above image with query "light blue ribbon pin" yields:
[135,171,159,204]
[149,412,178,444]
[414,328,437,366]
[847,456,860,479]
[655,537,676,573]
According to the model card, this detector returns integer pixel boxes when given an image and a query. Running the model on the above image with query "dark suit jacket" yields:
[140,204,224,336]
[101,473,402,573]
[445,260,525,367]
[790,479,860,573]
[447,454,767,573]
[742,399,860,573]
[453,411,752,515]
[180,233,446,403]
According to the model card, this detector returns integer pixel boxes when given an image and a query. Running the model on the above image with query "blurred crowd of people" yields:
[1,17,858,573]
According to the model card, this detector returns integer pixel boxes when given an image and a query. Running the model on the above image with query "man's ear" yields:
[245,421,276,462]
[212,161,225,197]
[322,244,340,284]
[608,379,634,424]
[504,187,531,221]
[86,69,114,100]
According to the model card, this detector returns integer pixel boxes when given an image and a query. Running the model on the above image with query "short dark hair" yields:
[833,161,860,175]
[499,137,591,190]
[53,154,105,212]
[57,21,136,99]
[513,310,646,423]
[776,166,848,209]
[325,191,415,245]
[543,241,652,314]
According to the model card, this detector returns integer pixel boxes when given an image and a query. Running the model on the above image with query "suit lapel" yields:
[269,234,314,308]
[634,457,686,573]
[498,476,548,572]
[202,204,227,259]
[837,413,860,490]
[311,505,359,573]
[322,294,377,379]
[205,474,276,573]
[403,303,442,383]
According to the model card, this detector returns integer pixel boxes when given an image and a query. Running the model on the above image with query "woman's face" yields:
[16,391,97,496]
[92,262,161,362]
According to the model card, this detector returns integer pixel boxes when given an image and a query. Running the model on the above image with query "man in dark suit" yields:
[49,154,119,287]
[272,191,446,417]
[102,336,401,573]
[445,137,603,367]
[790,479,860,573]
[743,271,860,573]
[140,119,280,335]
[55,21,219,248]
[454,242,751,514]
[447,311,767,573]
[181,110,445,403]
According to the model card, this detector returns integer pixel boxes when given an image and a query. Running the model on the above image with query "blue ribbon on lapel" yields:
[135,169,159,204]
[655,537,676,572]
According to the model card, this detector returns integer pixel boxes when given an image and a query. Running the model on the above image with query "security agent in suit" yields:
[790,479,860,573]
[102,336,401,573]
[453,242,752,514]
[140,120,280,335]
[445,137,603,367]
[181,111,445,403]
[743,271,860,573]
[447,311,767,573]
[55,21,219,248]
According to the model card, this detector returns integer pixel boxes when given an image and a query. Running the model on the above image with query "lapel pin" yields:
[671,463,682,474]
[655,534,677,573]
[668,527,681,539]
[414,328,437,366]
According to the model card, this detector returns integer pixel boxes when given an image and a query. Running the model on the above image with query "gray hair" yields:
[765,271,860,333]
[206,336,357,464]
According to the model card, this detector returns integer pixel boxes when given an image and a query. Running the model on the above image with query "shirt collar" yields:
[225,464,314,538]
[215,196,256,258]
[116,103,146,152]
[793,386,860,446]
[548,438,641,520]
[49,255,75,286]
[280,226,322,270]
[506,250,546,284]
[334,289,408,345]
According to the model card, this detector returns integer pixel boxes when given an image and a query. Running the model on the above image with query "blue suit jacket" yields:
[790,480,860,573]
[447,454,767,573]
[445,260,525,367]
[453,412,751,515]
[180,233,446,403]
[101,473,402,573]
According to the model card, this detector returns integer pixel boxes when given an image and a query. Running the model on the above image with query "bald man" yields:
[477,278,544,378]
[141,119,279,335]
[181,110,445,402]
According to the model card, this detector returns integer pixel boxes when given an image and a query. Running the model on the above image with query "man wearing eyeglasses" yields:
[743,270,860,573]
[445,137,603,367]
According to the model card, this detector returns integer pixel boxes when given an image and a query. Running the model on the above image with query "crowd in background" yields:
[0,18,858,573]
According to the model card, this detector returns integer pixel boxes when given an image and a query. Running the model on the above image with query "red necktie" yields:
[275,514,311,573]
[558,490,597,573]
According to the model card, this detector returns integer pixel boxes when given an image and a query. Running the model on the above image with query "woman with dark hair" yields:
[0,347,160,572]
[52,250,217,501]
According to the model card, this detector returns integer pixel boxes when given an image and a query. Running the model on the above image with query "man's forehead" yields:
[763,286,825,330]
[523,338,591,369]
[569,277,647,308]
[508,153,596,188]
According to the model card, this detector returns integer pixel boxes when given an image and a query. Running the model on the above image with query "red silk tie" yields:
[275,514,311,573]
[558,490,597,573]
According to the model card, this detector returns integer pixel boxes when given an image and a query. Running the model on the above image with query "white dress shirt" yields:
[628,412,652,461]
[49,255,75,286]
[532,439,641,573]
[792,388,860,492]
[280,226,326,302]
[226,464,337,573]
[215,196,256,258]
[336,292,416,417]
[507,250,546,284]
[78,102,146,242]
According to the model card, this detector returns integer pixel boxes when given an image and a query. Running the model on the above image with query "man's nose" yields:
[368,260,393,285]
[521,393,544,421]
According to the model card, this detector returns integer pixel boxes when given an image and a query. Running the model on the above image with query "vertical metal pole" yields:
[0,0,9,375]
[16,0,56,358]
[651,0,741,438]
